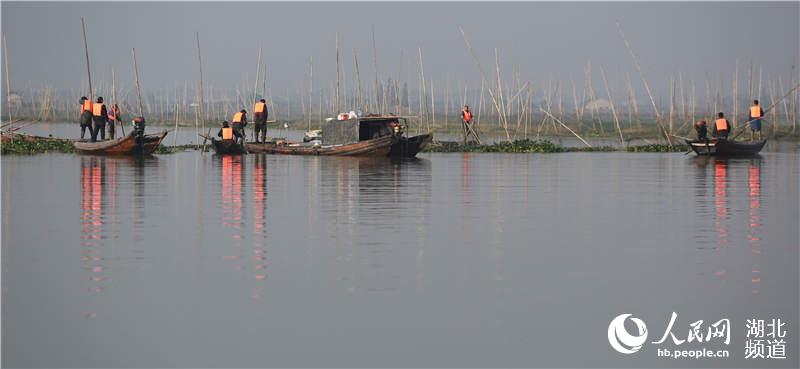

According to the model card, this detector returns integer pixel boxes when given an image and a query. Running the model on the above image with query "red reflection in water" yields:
[713,160,728,249]
[252,156,268,282]
[80,157,115,316]
[221,156,244,271]
[747,161,762,294]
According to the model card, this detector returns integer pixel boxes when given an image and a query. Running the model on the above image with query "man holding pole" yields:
[748,100,764,140]
[79,96,92,139]
[91,97,108,142]
[232,109,248,144]
[461,105,479,144]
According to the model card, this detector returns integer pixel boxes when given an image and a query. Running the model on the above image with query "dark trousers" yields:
[108,121,116,140]
[92,118,106,142]
[254,123,267,142]
[714,130,729,139]
[233,125,245,143]
[80,112,92,139]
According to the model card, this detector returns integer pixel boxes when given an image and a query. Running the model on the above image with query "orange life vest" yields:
[715,118,729,131]
[750,106,762,118]
[82,100,92,113]
[222,127,233,140]
[254,102,266,113]
[463,110,473,122]
[92,103,104,117]
[232,112,244,123]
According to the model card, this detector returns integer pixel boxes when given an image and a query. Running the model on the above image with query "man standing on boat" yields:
[712,112,730,139]
[232,110,248,144]
[79,96,92,140]
[91,97,109,142]
[253,99,268,143]
[107,103,121,140]
[748,100,764,140]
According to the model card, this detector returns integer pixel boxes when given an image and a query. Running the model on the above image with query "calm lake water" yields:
[2,132,799,367]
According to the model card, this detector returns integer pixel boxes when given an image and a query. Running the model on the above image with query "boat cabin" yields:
[321,115,406,145]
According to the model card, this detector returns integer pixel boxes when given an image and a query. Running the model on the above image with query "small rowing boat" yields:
[685,138,766,156]
[73,131,168,155]
[211,138,246,155]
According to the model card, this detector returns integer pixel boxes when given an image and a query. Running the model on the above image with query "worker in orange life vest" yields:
[218,121,240,141]
[461,105,478,144]
[231,110,248,144]
[91,97,108,142]
[748,100,764,140]
[253,99,269,143]
[79,96,92,139]
[712,112,730,139]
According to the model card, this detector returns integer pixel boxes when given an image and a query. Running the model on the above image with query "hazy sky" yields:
[2,1,799,96]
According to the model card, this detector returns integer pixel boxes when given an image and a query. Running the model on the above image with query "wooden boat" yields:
[388,133,433,158]
[685,138,766,156]
[211,138,246,155]
[73,131,168,155]
[246,135,394,156]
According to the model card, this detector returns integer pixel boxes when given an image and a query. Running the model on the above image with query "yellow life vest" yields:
[715,118,729,131]
[82,100,93,113]
[254,102,266,113]
[222,127,233,140]
[232,112,244,123]
[92,103,104,117]
[750,106,762,118]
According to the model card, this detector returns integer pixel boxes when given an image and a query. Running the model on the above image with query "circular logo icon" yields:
[608,314,648,354]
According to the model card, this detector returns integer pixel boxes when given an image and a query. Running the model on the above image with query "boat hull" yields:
[211,139,246,155]
[686,139,766,156]
[245,135,394,157]
[73,131,168,155]
[388,133,433,158]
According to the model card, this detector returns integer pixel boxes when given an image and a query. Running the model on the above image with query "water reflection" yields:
[747,159,763,294]
[80,157,109,314]
[252,155,268,288]
[693,156,765,289]
[217,155,246,273]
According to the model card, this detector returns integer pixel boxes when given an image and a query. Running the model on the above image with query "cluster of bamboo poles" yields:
[3,27,800,145]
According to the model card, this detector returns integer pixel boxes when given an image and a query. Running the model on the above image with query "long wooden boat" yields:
[388,133,433,158]
[685,138,766,156]
[73,131,168,155]
[211,138,246,155]
[245,135,394,156]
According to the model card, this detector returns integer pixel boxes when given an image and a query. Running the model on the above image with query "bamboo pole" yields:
[353,50,362,111]
[81,17,94,103]
[335,32,340,114]
[4,35,11,122]
[540,108,592,147]
[196,32,206,147]
[616,22,671,146]
[734,59,739,130]
[253,47,262,104]
[459,27,508,140]
[371,25,379,113]
[600,66,625,146]
[132,48,143,117]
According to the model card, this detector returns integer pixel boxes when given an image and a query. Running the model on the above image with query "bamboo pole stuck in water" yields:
[540,108,592,147]
[4,35,11,122]
[81,17,94,103]
[459,27,509,141]
[132,48,144,117]
[335,32,340,114]
[195,32,207,148]
[253,47,262,104]
[616,21,671,146]
[600,66,625,147]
